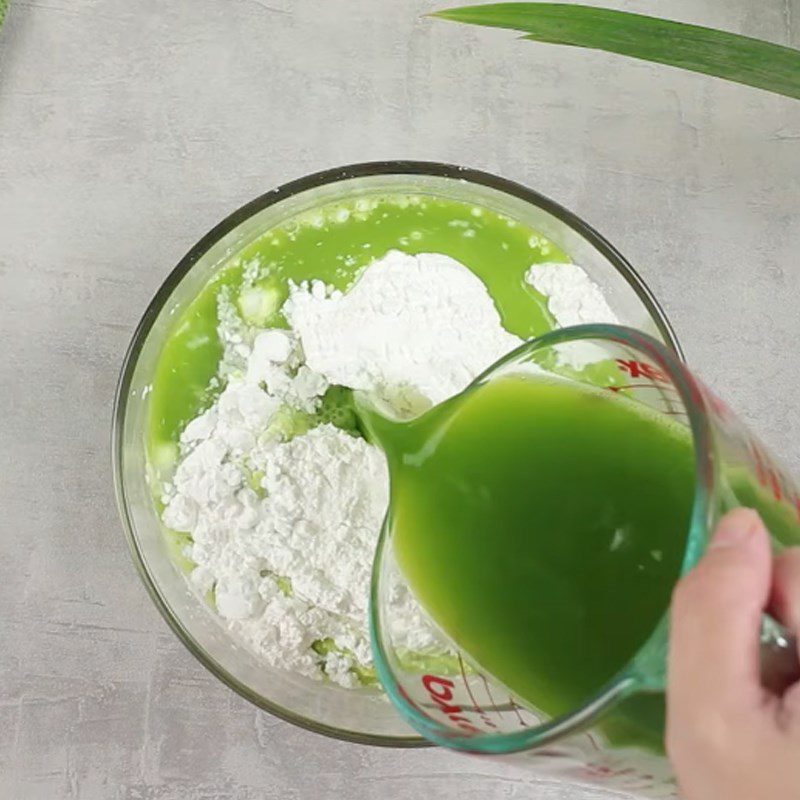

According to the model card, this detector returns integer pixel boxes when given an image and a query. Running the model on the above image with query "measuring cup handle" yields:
[760,615,800,694]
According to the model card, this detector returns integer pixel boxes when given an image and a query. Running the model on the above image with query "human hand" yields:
[667,508,800,799]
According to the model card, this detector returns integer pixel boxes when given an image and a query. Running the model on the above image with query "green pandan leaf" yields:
[0,1,8,28]
[433,3,800,100]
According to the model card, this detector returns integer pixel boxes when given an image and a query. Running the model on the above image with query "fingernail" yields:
[710,508,761,548]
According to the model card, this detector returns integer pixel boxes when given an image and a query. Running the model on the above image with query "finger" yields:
[770,548,800,634]
[669,508,772,717]
[767,548,800,701]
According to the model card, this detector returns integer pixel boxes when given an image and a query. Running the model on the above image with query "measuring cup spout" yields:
[353,391,409,453]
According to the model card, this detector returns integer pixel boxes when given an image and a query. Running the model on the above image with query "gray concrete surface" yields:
[2,1,800,798]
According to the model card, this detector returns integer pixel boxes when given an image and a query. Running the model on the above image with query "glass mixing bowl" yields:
[112,161,682,745]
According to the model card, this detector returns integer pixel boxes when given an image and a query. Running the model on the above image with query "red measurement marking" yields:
[772,469,783,502]
[749,440,786,503]
[687,378,705,409]
[750,441,768,487]
[615,359,668,384]
[420,674,480,735]
[707,390,733,421]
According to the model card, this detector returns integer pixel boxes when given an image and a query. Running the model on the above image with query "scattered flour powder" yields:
[161,250,618,687]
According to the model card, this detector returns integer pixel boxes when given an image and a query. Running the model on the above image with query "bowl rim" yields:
[112,159,683,748]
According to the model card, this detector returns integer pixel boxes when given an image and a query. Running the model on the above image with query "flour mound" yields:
[168,422,389,687]
[284,250,522,406]
[525,262,617,328]
[525,262,619,368]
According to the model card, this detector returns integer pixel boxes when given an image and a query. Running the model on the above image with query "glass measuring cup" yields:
[368,323,800,798]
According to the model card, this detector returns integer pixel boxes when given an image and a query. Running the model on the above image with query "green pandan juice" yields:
[366,374,800,748]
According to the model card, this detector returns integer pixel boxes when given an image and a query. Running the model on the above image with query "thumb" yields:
[669,508,772,716]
